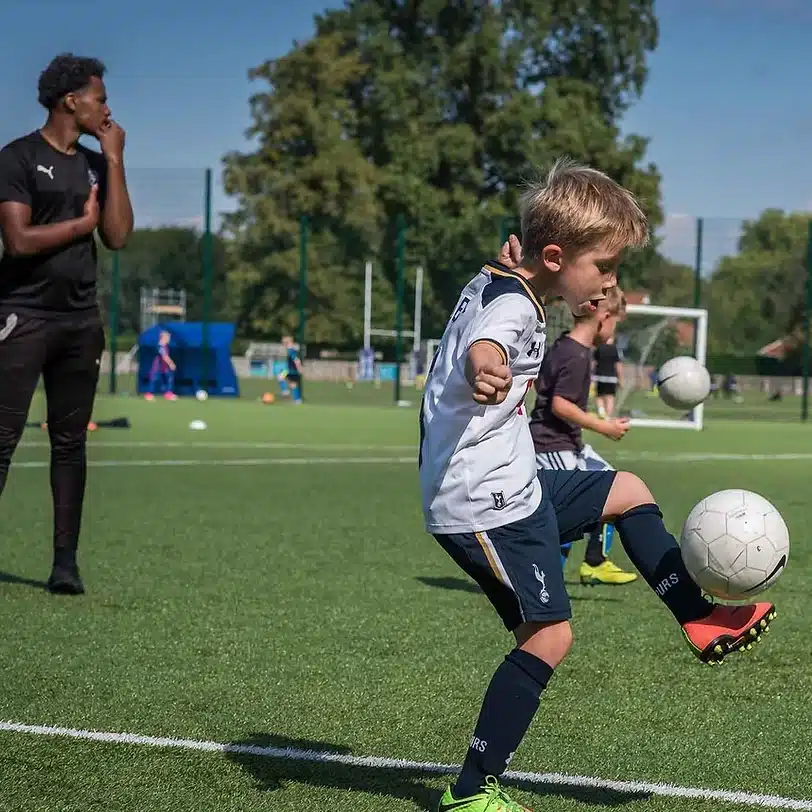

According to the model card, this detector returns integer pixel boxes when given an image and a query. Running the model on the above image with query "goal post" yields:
[617,303,709,431]
[362,260,424,352]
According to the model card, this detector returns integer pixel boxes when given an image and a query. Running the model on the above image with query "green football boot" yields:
[437,776,532,811]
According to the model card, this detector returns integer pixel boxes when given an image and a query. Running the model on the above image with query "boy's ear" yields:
[541,244,563,272]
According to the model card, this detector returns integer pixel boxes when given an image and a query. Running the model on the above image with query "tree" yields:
[97,227,230,335]
[223,0,663,344]
[619,249,696,307]
[705,210,808,356]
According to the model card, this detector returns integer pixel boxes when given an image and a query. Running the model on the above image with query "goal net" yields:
[616,304,709,430]
[544,300,709,431]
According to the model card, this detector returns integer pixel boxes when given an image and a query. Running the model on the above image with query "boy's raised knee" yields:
[603,471,655,520]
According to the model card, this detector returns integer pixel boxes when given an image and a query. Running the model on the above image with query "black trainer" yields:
[47,566,85,595]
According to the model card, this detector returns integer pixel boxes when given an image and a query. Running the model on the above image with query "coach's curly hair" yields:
[37,53,106,110]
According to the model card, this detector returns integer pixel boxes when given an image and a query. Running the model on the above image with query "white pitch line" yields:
[13,449,812,468]
[0,720,808,810]
[612,451,812,462]
[16,440,812,463]
[11,456,414,470]
[18,440,416,451]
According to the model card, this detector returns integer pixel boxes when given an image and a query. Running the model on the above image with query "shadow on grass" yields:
[416,575,481,594]
[0,570,47,590]
[225,733,438,809]
[417,575,624,603]
[226,733,649,809]
[566,582,624,602]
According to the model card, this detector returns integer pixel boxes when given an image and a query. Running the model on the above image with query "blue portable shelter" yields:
[138,322,239,397]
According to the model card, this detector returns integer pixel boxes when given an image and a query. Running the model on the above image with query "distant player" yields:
[0,54,133,594]
[529,287,636,586]
[419,160,776,812]
[592,335,622,418]
[145,330,177,401]
[357,345,375,382]
[278,335,303,404]
[722,372,742,403]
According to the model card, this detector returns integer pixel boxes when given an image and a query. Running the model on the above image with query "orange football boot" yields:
[682,602,776,665]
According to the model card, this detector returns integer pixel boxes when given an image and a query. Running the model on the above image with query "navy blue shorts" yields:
[433,469,616,631]
[541,468,617,545]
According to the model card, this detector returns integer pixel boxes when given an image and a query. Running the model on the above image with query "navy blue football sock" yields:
[615,503,712,624]
[584,530,606,567]
[453,649,554,799]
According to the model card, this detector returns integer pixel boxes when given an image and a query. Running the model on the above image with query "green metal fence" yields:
[101,168,218,395]
[99,175,812,417]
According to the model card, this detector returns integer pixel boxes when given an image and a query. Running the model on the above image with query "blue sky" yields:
[1,0,810,272]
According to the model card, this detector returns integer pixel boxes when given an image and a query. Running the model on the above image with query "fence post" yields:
[499,217,508,249]
[298,215,308,347]
[693,217,703,308]
[202,168,213,392]
[802,220,812,421]
[109,251,120,394]
[394,214,405,404]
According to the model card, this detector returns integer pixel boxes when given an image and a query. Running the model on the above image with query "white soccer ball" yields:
[680,489,789,601]
[656,356,711,410]
[195,389,208,401]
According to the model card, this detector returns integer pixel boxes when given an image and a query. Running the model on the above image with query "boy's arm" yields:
[552,396,628,440]
[466,341,512,405]
[464,294,536,405]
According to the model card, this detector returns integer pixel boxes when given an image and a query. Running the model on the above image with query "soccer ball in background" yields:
[195,390,208,401]
[656,356,711,410]
[680,489,789,601]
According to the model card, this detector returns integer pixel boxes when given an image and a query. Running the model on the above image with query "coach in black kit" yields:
[0,54,134,594]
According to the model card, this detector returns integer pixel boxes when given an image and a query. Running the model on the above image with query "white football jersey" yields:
[419,262,547,534]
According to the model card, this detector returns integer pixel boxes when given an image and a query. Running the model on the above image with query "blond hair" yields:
[603,285,627,318]
[573,285,627,324]
[519,158,649,264]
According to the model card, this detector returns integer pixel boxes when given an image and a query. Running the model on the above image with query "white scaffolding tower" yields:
[140,287,187,332]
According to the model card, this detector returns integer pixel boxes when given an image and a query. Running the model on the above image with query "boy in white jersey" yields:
[420,159,777,812]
